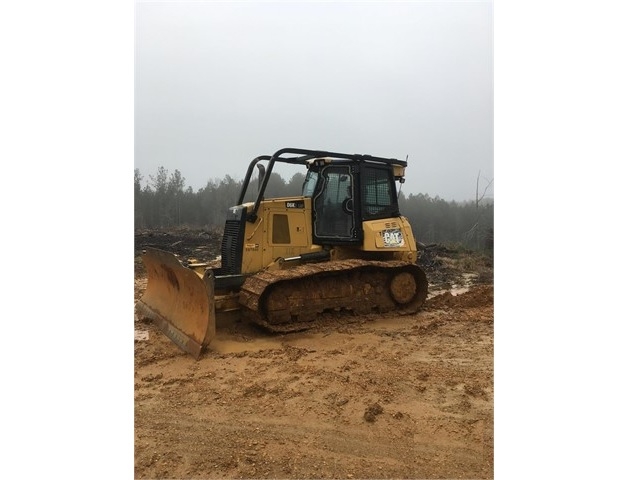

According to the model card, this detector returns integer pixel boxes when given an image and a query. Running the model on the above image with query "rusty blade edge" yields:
[135,300,204,359]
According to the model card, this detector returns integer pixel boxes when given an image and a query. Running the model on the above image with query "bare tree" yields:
[464,170,494,249]
[475,170,494,208]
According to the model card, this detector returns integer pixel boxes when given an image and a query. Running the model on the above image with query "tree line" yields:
[134,167,493,251]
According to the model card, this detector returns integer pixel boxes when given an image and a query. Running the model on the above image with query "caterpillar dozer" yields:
[136,148,428,358]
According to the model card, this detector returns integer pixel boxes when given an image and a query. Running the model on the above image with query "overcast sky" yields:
[135,1,493,201]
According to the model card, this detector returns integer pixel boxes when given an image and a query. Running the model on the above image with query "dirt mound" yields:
[426,284,493,309]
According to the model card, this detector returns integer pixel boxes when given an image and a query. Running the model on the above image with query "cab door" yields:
[312,164,361,244]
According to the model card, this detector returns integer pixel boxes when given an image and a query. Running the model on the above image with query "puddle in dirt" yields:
[428,272,478,299]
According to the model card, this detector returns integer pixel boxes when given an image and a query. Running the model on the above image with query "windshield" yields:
[302,170,319,197]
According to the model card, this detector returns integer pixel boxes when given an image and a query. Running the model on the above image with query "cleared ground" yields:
[134,229,493,479]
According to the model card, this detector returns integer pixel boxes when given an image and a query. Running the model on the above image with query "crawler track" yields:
[239,259,428,332]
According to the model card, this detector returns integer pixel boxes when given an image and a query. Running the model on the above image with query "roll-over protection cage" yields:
[237,147,407,223]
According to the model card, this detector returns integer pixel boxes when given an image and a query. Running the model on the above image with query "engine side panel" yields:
[240,197,323,274]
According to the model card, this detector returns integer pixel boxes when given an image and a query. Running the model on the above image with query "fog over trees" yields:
[134,167,493,251]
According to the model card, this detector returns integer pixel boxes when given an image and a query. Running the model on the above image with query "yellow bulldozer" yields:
[136,148,429,358]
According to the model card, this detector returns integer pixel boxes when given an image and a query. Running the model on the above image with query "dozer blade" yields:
[136,247,215,359]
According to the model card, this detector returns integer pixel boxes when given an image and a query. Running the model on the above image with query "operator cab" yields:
[303,159,401,245]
